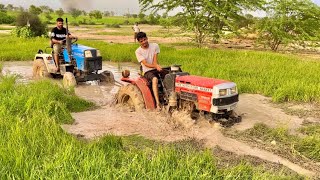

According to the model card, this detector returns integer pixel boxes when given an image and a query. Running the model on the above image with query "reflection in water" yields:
[2,61,141,106]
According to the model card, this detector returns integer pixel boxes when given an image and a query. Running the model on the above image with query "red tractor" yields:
[117,65,241,126]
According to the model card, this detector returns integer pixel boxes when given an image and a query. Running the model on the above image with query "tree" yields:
[69,8,82,20]
[139,0,266,46]
[104,11,111,17]
[160,15,174,32]
[39,6,53,13]
[45,13,53,22]
[81,10,87,16]
[29,5,42,15]
[138,12,146,19]
[6,4,14,11]
[55,8,64,17]
[89,10,102,19]
[0,4,6,12]
[15,11,47,37]
[257,0,320,51]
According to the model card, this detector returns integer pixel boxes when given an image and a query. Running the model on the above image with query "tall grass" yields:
[0,76,298,179]
[241,123,320,162]
[0,35,48,61]
[1,36,319,103]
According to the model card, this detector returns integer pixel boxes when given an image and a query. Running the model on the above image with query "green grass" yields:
[94,25,187,38]
[0,35,48,61]
[1,35,319,103]
[238,123,320,162]
[0,26,13,30]
[0,76,297,179]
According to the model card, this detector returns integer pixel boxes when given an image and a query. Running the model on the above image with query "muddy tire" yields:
[63,72,77,88]
[117,84,145,111]
[101,70,115,84]
[32,58,51,79]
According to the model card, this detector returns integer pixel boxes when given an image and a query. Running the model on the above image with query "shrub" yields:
[70,22,79,26]
[15,11,47,37]
[0,12,15,24]
[123,20,130,25]
[105,23,121,28]
[10,26,35,38]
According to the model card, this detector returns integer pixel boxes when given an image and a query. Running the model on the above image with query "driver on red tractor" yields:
[50,17,77,72]
[135,32,164,111]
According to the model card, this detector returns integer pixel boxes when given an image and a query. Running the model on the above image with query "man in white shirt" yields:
[135,32,163,111]
[132,22,140,43]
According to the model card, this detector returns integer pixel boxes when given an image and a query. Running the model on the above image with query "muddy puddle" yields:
[2,61,319,177]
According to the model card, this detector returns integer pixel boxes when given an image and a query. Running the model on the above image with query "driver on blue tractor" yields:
[135,32,165,111]
[50,17,77,72]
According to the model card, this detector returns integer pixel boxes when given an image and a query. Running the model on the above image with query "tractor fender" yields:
[121,77,155,110]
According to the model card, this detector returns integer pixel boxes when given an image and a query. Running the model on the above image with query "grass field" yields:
[229,123,320,163]
[0,35,319,103]
[0,75,301,179]
[94,25,186,38]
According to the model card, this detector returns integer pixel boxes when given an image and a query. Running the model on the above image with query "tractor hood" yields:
[71,44,96,54]
[175,75,229,89]
[63,44,101,71]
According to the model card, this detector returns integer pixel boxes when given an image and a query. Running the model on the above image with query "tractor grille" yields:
[180,91,197,101]
[212,94,239,106]
[85,57,102,72]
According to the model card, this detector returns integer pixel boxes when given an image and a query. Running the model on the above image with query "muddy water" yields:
[2,61,140,105]
[2,61,318,177]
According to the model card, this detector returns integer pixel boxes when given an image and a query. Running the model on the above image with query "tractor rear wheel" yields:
[101,70,115,84]
[32,58,51,79]
[117,84,145,111]
[63,72,77,88]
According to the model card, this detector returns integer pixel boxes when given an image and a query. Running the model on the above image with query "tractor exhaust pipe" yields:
[65,18,72,61]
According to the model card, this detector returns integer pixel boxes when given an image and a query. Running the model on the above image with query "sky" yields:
[0,0,141,15]
[1,0,320,16]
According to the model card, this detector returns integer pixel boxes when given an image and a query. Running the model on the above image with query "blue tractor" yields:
[32,20,114,87]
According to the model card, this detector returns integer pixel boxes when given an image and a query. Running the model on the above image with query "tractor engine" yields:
[162,67,239,118]
[63,44,102,74]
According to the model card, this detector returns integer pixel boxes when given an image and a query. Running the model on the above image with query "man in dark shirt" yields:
[50,17,76,72]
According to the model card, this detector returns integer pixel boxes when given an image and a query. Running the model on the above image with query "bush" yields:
[105,23,121,28]
[15,11,47,37]
[0,12,15,24]
[70,22,79,26]
[123,20,130,25]
[87,20,96,25]
[138,19,149,25]
[10,26,34,38]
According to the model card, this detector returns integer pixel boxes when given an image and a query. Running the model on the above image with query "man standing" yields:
[135,32,162,111]
[132,22,140,43]
[50,17,76,72]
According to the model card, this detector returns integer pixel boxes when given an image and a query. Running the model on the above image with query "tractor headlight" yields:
[231,86,237,94]
[84,50,92,58]
[96,50,101,57]
[219,89,227,96]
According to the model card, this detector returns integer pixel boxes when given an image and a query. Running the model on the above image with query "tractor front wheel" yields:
[63,72,77,88]
[117,84,145,111]
[32,58,51,79]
